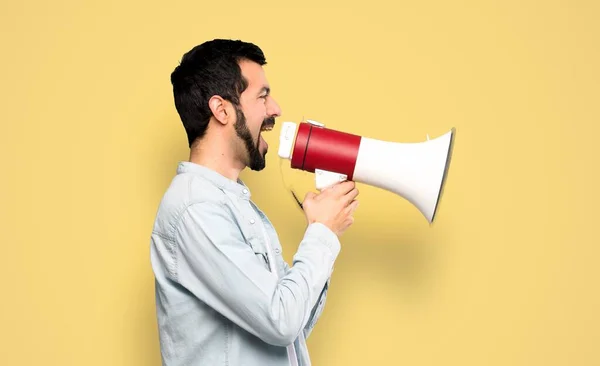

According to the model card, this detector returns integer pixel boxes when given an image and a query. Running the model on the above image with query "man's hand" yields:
[302,181,360,236]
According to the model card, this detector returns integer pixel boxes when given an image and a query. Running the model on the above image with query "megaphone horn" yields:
[277,120,455,224]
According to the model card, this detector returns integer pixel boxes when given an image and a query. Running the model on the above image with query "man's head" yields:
[170,39,282,171]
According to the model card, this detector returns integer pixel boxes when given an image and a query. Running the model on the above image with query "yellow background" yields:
[1,0,599,365]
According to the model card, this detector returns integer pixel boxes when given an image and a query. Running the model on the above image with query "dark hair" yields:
[170,39,267,147]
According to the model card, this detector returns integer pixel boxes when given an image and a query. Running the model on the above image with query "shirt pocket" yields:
[246,235,271,271]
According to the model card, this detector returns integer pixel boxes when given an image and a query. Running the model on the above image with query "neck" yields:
[188,133,245,182]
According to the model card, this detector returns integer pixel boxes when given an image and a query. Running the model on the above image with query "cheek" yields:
[253,104,267,128]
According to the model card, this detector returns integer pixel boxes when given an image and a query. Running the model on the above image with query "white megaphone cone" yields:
[277,119,455,224]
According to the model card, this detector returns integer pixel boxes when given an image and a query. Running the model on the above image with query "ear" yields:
[208,95,230,125]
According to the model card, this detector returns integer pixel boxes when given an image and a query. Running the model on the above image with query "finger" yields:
[313,181,338,198]
[344,200,359,214]
[344,216,355,227]
[304,191,317,201]
[343,187,359,205]
[333,180,356,195]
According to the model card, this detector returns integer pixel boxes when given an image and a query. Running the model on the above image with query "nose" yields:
[267,96,282,118]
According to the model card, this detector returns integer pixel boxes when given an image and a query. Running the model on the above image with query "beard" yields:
[233,104,274,171]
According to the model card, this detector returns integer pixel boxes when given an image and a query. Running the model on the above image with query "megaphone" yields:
[277,119,455,224]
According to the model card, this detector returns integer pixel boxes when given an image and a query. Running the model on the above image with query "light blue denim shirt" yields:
[150,161,341,366]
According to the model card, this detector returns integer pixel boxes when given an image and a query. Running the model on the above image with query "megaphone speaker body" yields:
[278,120,455,224]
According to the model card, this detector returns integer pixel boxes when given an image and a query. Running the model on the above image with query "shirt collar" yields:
[176,161,251,199]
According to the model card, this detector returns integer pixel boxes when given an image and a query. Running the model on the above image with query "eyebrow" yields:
[258,86,270,96]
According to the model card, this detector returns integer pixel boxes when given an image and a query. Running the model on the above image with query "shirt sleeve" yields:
[280,260,331,339]
[173,201,341,347]
[303,278,330,339]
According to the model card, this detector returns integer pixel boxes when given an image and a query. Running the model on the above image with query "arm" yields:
[280,261,332,339]
[174,201,340,347]
[303,278,330,339]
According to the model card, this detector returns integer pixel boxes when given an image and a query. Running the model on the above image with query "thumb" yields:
[304,191,317,200]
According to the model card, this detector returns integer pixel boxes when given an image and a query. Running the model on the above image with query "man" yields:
[150,39,359,366]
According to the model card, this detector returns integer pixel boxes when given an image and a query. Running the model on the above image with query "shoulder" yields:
[151,172,229,239]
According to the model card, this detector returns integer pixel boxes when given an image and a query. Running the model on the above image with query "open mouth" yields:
[260,124,274,132]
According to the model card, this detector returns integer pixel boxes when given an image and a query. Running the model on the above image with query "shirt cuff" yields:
[304,222,341,259]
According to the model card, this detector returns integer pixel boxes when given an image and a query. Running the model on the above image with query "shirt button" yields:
[250,219,255,224]
[242,189,248,194]
[275,248,280,254]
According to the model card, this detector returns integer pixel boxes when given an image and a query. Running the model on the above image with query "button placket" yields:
[251,201,284,259]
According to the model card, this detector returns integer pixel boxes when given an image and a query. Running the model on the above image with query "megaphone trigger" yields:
[315,169,348,191]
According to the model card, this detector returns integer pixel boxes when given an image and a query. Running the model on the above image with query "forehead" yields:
[239,59,268,92]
